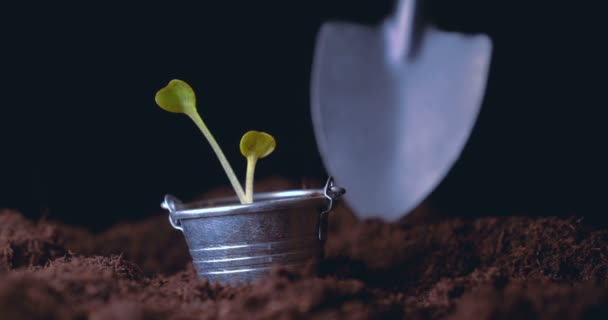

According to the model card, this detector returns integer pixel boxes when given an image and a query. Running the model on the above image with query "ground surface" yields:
[1,178,608,319]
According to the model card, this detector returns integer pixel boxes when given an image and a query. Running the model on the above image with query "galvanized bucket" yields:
[161,177,345,284]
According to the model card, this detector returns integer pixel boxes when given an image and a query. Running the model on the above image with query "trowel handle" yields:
[384,0,419,62]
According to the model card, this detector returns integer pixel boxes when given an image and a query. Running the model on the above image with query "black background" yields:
[1,1,605,230]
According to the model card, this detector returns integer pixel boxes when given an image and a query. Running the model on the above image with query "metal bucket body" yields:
[162,178,344,284]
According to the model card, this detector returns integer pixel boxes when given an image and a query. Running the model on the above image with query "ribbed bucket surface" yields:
[162,178,344,284]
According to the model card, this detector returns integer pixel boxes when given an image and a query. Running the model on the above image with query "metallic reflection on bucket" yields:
[162,177,345,284]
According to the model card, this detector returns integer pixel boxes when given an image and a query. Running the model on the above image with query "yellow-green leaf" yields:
[240,131,276,159]
[154,79,197,116]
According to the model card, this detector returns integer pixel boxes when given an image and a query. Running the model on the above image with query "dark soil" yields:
[2,177,608,319]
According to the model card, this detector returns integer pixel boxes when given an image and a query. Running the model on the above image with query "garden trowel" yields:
[311,0,492,221]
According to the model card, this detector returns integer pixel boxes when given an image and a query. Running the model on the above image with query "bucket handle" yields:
[162,194,184,231]
[322,176,345,213]
[319,176,346,241]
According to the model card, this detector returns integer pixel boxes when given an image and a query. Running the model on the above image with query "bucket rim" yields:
[162,177,345,230]
[165,189,327,221]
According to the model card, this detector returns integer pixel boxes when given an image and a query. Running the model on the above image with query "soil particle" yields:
[449,281,608,320]
[0,210,67,272]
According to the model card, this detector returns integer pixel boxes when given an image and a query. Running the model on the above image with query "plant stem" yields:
[245,155,257,203]
[187,112,246,204]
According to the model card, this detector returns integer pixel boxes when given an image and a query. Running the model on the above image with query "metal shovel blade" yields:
[311,0,492,221]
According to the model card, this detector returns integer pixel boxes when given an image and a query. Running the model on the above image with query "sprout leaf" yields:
[240,131,276,159]
[154,79,197,116]
[240,131,276,203]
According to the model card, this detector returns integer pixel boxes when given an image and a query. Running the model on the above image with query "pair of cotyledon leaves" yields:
[155,79,275,204]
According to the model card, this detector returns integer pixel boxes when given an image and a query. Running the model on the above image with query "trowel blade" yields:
[311,21,492,221]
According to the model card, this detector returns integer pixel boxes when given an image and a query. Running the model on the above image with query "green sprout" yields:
[154,79,275,204]
[240,131,276,203]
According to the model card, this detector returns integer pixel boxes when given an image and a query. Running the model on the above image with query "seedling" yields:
[154,79,275,204]
[240,131,276,203]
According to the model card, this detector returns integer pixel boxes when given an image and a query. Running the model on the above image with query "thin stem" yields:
[245,155,257,203]
[187,112,247,204]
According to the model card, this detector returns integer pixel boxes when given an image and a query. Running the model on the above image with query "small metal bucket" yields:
[161,177,345,284]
